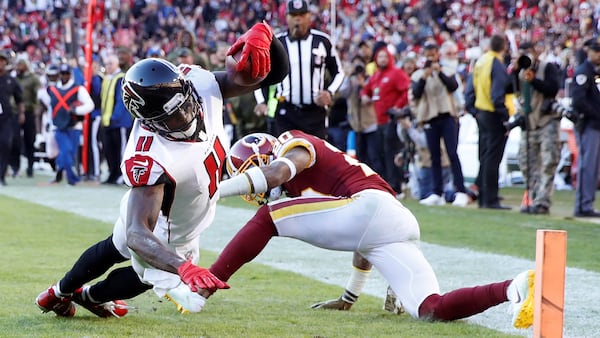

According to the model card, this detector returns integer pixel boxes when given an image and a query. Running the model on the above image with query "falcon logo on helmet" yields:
[121,58,205,141]
[122,82,146,118]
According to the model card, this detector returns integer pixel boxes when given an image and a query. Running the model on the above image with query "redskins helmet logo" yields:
[122,82,146,118]
[241,134,270,148]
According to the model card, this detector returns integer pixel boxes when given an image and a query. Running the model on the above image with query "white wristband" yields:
[219,166,268,198]
[272,157,297,181]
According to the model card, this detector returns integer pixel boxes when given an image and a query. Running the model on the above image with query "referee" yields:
[254,0,344,139]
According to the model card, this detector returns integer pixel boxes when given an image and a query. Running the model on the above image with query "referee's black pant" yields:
[275,102,327,139]
[475,110,508,207]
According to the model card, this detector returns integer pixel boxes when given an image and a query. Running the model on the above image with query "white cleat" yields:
[164,283,206,314]
[383,286,404,315]
[507,270,535,329]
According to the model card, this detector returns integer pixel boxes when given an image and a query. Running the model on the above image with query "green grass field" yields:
[1,176,598,337]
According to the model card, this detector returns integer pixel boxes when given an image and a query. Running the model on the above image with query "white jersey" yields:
[120,65,229,245]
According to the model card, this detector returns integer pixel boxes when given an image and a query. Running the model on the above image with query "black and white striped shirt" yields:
[255,29,345,106]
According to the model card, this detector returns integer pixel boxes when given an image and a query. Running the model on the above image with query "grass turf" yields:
[1,193,522,337]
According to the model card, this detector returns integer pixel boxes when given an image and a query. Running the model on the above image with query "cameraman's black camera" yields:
[504,113,526,131]
[517,54,533,70]
[352,64,365,75]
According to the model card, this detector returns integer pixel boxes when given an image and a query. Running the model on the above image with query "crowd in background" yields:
[0,1,595,82]
[0,0,598,210]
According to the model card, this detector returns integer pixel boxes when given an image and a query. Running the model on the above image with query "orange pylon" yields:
[522,190,532,207]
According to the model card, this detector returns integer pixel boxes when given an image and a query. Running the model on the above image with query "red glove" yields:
[177,261,230,292]
[227,22,273,79]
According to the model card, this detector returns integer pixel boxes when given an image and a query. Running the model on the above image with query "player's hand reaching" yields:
[311,297,353,311]
[227,22,273,79]
[177,261,230,292]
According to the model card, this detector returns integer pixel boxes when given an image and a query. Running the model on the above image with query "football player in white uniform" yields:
[203,131,535,329]
[36,22,289,317]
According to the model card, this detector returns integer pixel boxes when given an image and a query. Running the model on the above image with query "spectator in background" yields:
[0,50,24,186]
[400,52,418,76]
[367,40,387,76]
[326,96,349,151]
[361,44,410,194]
[254,0,344,139]
[167,29,209,69]
[207,42,228,71]
[100,54,132,185]
[571,42,600,217]
[339,55,381,173]
[465,35,511,210]
[176,47,194,65]
[515,41,560,215]
[357,39,376,75]
[37,64,60,175]
[116,47,134,72]
[146,46,166,59]
[14,56,40,178]
[410,42,469,207]
[397,113,454,202]
[439,40,466,113]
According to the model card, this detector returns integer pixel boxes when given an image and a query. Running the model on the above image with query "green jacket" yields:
[16,71,41,113]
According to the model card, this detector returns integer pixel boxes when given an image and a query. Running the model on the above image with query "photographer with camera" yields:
[338,56,381,173]
[410,42,470,207]
[395,107,456,202]
[571,42,600,217]
[512,41,561,215]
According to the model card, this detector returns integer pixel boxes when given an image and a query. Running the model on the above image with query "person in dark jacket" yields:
[13,56,40,177]
[0,51,24,185]
[571,42,600,217]
[465,35,512,210]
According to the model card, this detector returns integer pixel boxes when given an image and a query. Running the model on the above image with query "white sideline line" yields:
[1,184,598,337]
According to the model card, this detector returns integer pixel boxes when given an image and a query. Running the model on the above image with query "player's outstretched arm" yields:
[125,185,229,291]
[215,27,289,99]
[219,146,310,198]
[312,252,373,311]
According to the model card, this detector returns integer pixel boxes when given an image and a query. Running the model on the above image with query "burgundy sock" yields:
[419,279,511,321]
[209,206,277,281]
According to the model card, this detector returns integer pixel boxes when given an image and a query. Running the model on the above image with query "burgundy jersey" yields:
[274,130,396,198]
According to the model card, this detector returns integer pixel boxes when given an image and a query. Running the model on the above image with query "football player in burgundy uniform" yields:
[36,22,289,317]
[209,130,535,329]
